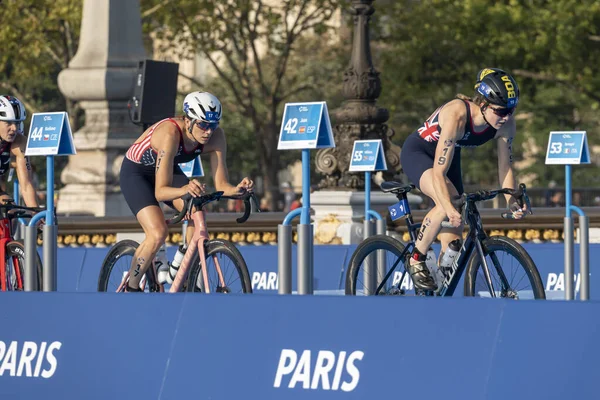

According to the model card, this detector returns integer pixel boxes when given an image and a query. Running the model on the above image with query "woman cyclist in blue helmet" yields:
[400,68,526,291]
[119,91,253,292]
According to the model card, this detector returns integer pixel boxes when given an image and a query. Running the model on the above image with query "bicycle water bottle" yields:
[439,239,461,273]
[155,244,170,284]
[425,248,444,288]
[158,244,186,284]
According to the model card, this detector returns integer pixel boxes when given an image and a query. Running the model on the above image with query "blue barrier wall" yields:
[53,243,600,298]
[1,292,599,399]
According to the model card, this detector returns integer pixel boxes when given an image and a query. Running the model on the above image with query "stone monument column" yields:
[57,0,146,216]
[311,0,405,244]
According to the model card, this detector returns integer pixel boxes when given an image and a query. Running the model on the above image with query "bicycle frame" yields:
[0,216,17,291]
[375,195,496,297]
[169,209,225,293]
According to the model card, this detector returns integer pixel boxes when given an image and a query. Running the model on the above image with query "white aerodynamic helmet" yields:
[183,91,222,123]
[0,95,26,122]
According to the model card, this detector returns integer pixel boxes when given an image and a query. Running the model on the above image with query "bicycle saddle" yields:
[380,181,415,194]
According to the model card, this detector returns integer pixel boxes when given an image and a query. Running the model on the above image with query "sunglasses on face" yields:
[489,106,515,117]
[195,120,219,131]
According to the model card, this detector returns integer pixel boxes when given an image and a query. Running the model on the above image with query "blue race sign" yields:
[388,199,410,221]
[25,112,76,156]
[544,131,590,165]
[349,139,387,172]
[179,156,204,178]
[277,102,334,150]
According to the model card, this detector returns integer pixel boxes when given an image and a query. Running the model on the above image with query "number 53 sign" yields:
[545,131,590,165]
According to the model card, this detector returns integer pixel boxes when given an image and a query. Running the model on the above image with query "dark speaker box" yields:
[130,59,179,125]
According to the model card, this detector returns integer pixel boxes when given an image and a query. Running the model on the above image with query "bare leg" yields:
[126,205,168,290]
[407,169,462,290]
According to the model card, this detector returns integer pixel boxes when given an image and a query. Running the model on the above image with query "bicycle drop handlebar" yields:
[441,183,532,229]
[167,190,260,225]
[0,201,47,220]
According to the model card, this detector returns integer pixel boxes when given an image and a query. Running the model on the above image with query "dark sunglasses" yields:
[195,120,219,131]
[489,106,515,117]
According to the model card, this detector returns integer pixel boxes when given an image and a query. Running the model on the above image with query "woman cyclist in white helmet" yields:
[0,95,40,208]
[120,91,253,292]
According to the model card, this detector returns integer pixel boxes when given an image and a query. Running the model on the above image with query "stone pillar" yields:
[311,0,407,244]
[57,0,146,216]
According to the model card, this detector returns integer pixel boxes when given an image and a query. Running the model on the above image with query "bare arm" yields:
[12,136,38,207]
[205,128,249,196]
[496,118,518,204]
[433,100,467,213]
[153,126,188,202]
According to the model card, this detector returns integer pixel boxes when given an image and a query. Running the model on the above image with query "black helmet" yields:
[474,68,519,108]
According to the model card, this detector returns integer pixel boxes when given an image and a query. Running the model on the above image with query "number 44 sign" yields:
[545,131,590,165]
[25,112,76,156]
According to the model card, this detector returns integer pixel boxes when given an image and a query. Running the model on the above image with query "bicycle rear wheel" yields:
[464,236,545,299]
[186,239,252,293]
[2,240,42,291]
[98,239,160,292]
[345,235,408,296]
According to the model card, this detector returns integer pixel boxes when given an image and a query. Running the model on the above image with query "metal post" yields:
[363,219,375,295]
[24,224,38,291]
[564,217,574,300]
[376,218,387,288]
[297,224,313,294]
[278,224,292,294]
[579,215,589,300]
[563,164,574,300]
[43,155,57,292]
[43,225,57,291]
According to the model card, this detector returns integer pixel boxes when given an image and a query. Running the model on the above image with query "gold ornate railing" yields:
[46,207,600,247]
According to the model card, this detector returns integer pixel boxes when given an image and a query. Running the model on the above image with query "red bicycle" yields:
[0,202,44,291]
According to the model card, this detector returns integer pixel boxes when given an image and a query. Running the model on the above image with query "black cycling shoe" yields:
[406,255,438,291]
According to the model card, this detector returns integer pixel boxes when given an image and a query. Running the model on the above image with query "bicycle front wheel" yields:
[98,239,160,293]
[2,240,42,291]
[464,236,545,299]
[345,235,407,296]
[186,239,252,293]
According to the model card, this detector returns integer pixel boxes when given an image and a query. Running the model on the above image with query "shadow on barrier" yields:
[52,243,600,299]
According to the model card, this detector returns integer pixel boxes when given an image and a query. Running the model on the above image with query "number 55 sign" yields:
[349,139,387,172]
[545,131,590,165]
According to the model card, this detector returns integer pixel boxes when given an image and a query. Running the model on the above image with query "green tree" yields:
[373,0,600,190]
[141,0,341,203]
[0,0,82,191]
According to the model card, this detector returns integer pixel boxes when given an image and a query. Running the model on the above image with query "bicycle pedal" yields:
[216,286,231,293]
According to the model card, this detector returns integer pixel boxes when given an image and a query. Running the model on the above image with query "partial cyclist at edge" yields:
[0,95,41,208]
[400,68,527,291]
[119,91,254,292]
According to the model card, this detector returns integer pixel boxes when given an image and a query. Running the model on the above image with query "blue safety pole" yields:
[365,171,371,222]
[301,149,310,225]
[47,156,54,226]
[13,180,19,204]
[42,156,57,291]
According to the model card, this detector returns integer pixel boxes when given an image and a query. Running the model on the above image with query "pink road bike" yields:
[98,191,258,293]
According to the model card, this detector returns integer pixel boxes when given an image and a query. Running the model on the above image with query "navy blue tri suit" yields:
[120,118,203,216]
[401,99,497,195]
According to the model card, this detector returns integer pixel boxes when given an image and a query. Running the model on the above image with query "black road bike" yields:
[345,182,546,299]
